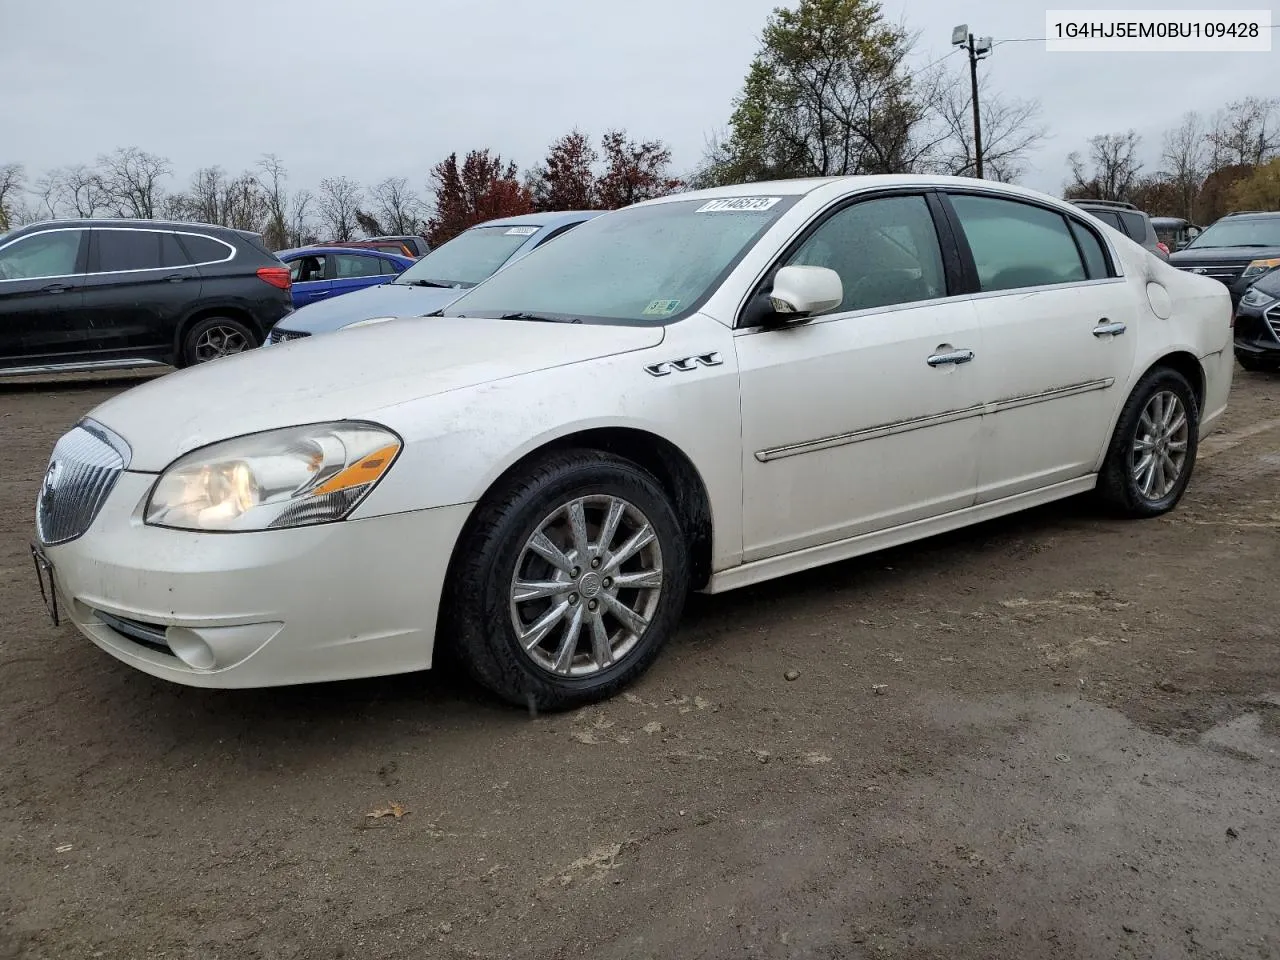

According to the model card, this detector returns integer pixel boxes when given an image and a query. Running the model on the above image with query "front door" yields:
[289,254,333,306]
[736,193,985,561]
[942,192,1138,502]
[0,227,89,369]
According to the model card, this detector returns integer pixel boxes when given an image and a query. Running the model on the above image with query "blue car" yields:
[266,211,599,342]
[277,246,415,308]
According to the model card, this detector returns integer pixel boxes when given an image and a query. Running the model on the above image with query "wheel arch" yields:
[457,426,716,591]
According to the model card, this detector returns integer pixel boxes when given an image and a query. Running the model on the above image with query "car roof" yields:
[277,245,411,259]
[13,217,257,236]
[471,210,603,229]
[1221,211,1280,220]
[636,175,1107,210]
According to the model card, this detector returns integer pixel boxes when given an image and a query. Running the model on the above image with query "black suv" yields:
[0,219,294,376]
[1169,211,1280,308]
[1069,200,1169,260]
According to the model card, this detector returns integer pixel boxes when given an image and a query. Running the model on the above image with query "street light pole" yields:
[952,26,993,180]
[968,34,984,180]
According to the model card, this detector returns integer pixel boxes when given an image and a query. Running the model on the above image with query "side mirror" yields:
[765,265,843,322]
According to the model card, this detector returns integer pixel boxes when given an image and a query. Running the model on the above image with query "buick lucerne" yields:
[33,176,1234,709]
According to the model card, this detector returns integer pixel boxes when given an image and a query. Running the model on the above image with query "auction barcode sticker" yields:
[1046,10,1271,51]
[696,197,782,213]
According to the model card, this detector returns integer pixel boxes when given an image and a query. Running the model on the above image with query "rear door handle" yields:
[40,282,71,294]
[927,349,975,367]
[163,273,186,283]
[1093,320,1127,337]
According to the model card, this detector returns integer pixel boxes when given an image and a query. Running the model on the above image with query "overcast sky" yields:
[1,0,1270,202]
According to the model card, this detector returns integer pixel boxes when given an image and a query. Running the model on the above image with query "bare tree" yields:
[1161,112,1207,220]
[1066,131,1143,201]
[257,154,292,249]
[371,176,422,235]
[316,176,363,240]
[929,73,1046,182]
[0,163,24,230]
[35,164,107,218]
[96,147,171,219]
[288,188,316,247]
[1207,97,1280,168]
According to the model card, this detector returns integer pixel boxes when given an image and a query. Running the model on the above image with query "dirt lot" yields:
[1,369,1278,960]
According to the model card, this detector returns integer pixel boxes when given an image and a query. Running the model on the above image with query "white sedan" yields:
[32,176,1233,709]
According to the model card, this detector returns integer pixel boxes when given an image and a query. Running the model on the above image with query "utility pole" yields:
[952,26,993,179]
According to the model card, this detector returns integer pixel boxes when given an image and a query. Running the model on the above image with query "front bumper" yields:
[42,472,472,688]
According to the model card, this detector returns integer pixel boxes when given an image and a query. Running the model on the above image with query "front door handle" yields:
[163,273,186,283]
[40,282,70,294]
[927,348,975,367]
[1093,320,1127,337]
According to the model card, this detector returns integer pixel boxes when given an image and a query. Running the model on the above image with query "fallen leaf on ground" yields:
[366,802,408,819]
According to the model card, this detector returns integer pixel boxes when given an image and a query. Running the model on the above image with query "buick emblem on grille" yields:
[40,459,62,512]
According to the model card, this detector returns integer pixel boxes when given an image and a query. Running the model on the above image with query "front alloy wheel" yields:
[443,450,689,710]
[510,495,664,678]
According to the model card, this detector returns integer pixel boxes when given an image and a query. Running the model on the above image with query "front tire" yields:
[1098,366,1199,517]
[441,450,690,710]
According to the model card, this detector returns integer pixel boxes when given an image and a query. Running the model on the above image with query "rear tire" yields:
[1097,367,1199,518]
[180,316,257,367]
[440,450,690,711]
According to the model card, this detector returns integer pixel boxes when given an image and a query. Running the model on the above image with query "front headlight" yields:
[145,422,401,532]
[1240,258,1280,282]
[343,316,397,330]
[1240,286,1278,309]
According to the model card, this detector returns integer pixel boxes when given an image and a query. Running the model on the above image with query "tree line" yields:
[1063,98,1280,223]
[1,0,1276,246]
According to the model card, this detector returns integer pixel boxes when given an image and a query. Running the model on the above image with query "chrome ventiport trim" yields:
[644,352,724,377]
[756,379,1115,462]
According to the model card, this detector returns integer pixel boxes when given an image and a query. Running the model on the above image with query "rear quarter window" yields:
[1118,211,1149,241]
[177,233,234,265]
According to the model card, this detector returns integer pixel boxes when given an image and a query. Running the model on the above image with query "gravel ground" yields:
[1,368,1278,960]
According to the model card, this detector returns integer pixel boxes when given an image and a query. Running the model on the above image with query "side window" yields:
[334,254,384,279]
[785,195,947,312]
[379,257,401,276]
[96,230,164,272]
[292,255,327,282]
[950,194,1087,292]
[159,233,191,268]
[0,230,84,280]
[177,233,232,265]
[1068,220,1112,280]
[1092,210,1123,230]
[1118,211,1147,241]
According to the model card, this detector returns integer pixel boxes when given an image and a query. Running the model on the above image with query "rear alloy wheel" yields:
[442,450,689,710]
[1098,367,1199,517]
[181,317,256,366]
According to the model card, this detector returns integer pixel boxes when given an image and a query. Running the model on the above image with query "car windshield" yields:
[395,225,535,288]
[442,196,797,323]
[1186,218,1280,249]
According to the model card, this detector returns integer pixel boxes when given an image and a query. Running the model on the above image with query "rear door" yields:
[79,228,199,357]
[288,254,332,306]
[0,227,89,369]
[330,252,391,299]
[942,191,1138,502]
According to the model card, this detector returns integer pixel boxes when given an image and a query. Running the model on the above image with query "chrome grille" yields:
[36,421,130,545]
[1267,305,1280,339]
[1178,262,1249,285]
[266,328,310,345]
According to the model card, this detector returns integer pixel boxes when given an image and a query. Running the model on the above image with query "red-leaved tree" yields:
[526,130,598,212]
[595,130,683,209]
[425,150,534,247]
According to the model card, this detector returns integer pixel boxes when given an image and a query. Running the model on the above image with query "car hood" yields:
[1169,245,1280,265]
[91,318,666,471]
[279,282,467,333]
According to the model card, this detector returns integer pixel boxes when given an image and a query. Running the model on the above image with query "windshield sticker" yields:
[642,299,682,316]
[504,226,538,236]
[696,197,782,213]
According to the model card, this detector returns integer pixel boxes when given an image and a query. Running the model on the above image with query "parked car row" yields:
[32,174,1237,712]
